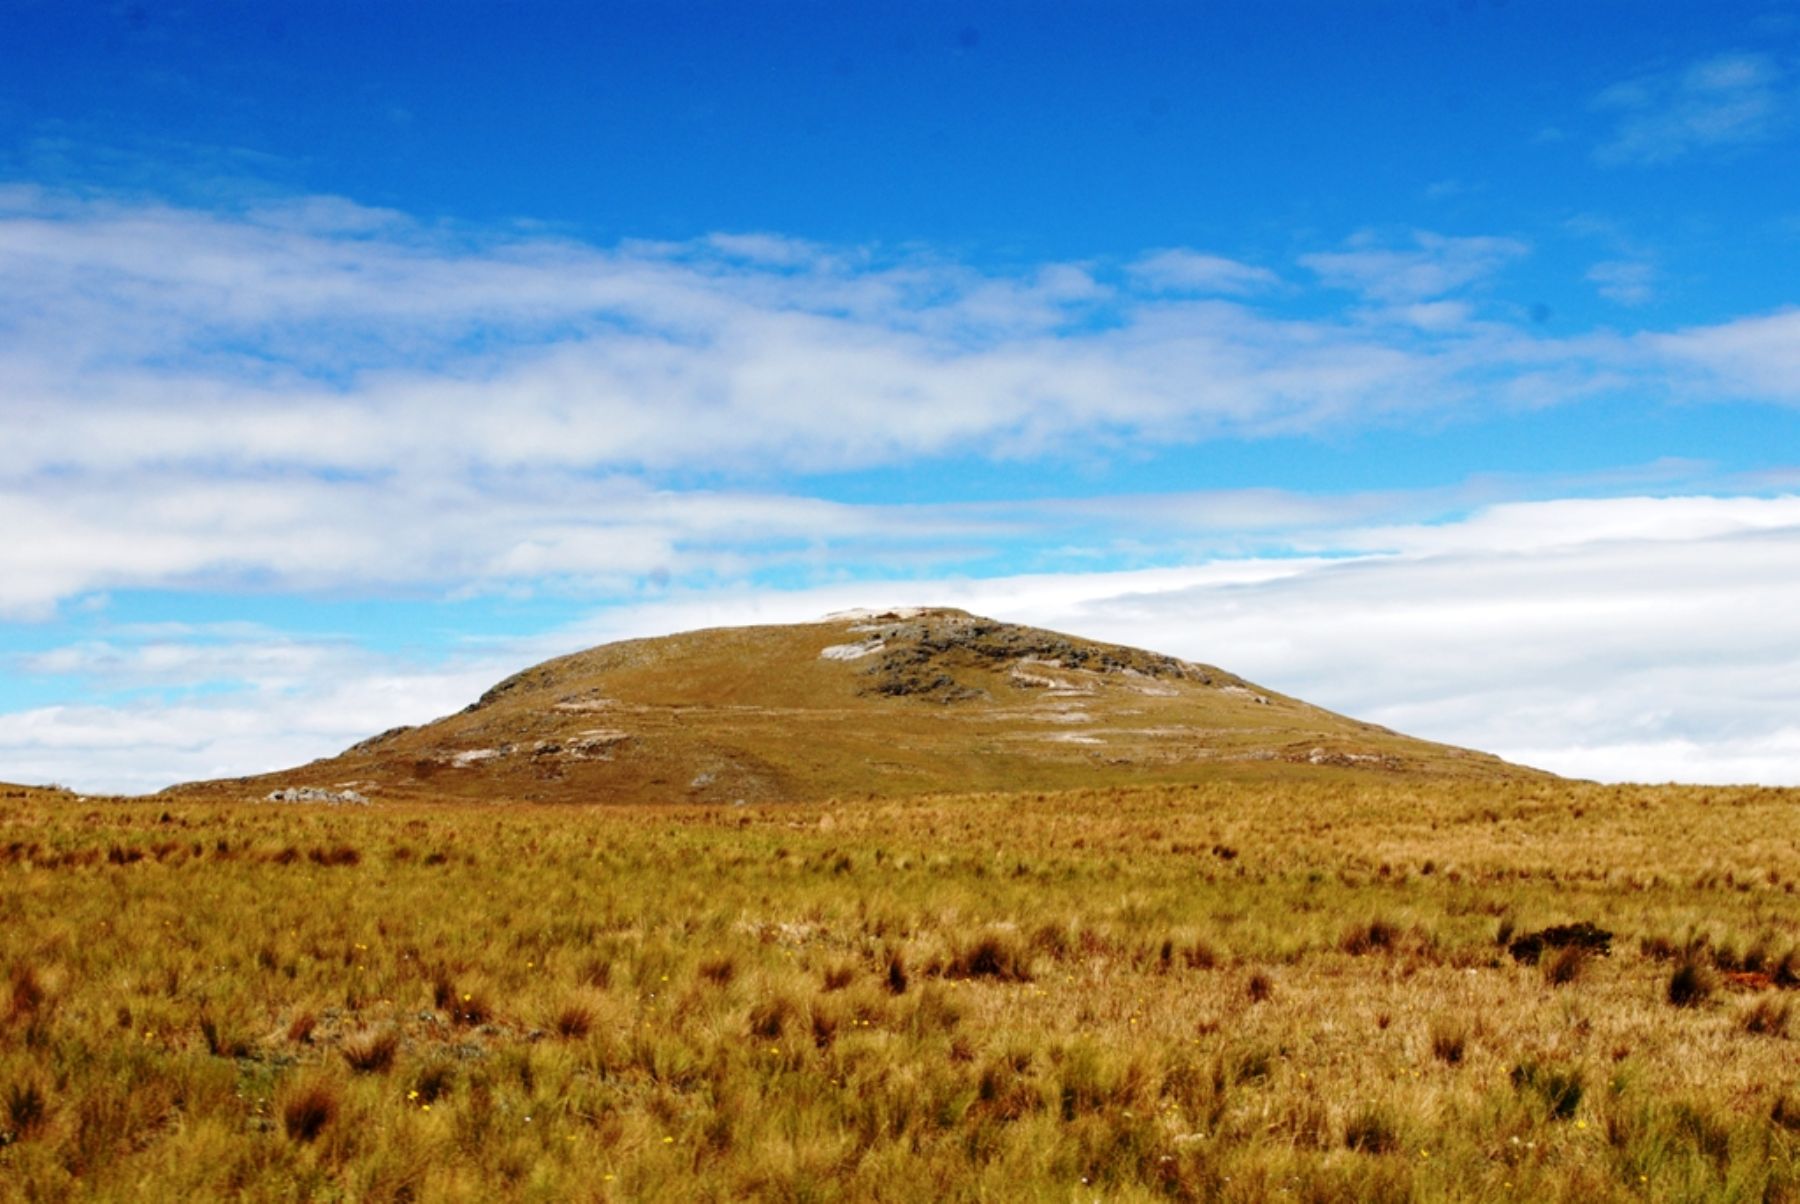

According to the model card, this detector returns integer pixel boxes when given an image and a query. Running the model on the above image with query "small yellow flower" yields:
[408,1090,419,1100]
[662,1136,674,1144]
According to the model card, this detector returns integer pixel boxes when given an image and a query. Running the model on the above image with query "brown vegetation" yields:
[1,776,1798,1199]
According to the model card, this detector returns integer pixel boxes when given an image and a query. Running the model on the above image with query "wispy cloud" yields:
[1651,307,1800,402]
[0,189,1641,615]
[1127,248,1279,295]
[1299,231,1529,304]
[2,187,1796,618]
[1594,52,1790,165]
[1586,258,1659,306]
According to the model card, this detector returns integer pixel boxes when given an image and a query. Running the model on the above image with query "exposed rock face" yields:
[847,611,1213,703]
[264,787,369,806]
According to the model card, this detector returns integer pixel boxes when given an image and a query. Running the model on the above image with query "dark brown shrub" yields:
[1340,919,1400,956]
[884,949,909,995]
[944,932,1032,982]
[5,1079,47,1139]
[553,1002,594,1039]
[1246,972,1274,1003]
[1510,922,1612,965]
[282,1081,338,1142]
[1344,1106,1398,1153]
[748,994,801,1040]
[1430,1018,1467,1065]
[698,955,736,986]
[413,1061,455,1104]
[1668,960,1713,1008]
[820,962,857,992]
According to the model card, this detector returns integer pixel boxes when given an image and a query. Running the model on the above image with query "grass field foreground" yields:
[3,777,1799,1200]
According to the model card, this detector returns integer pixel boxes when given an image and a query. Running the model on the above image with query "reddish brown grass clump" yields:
[286,1010,318,1044]
[943,932,1032,982]
[341,1027,400,1073]
[553,1001,594,1039]
[282,1081,339,1142]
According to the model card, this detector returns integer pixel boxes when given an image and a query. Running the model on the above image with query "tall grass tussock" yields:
[0,777,1797,1199]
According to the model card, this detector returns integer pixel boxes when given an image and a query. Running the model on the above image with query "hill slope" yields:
[167,607,1541,804]
[0,782,82,804]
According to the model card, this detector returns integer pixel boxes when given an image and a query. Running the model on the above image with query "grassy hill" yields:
[0,783,80,805]
[165,608,1538,805]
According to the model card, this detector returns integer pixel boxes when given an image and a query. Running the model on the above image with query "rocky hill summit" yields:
[165,607,1540,805]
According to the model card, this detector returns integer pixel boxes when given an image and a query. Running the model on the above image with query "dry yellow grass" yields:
[3,777,1798,1200]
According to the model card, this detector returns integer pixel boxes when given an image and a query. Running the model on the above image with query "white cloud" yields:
[1594,52,1790,165]
[1299,231,1529,305]
[1586,259,1658,306]
[1127,249,1280,295]
[0,470,1010,619]
[0,630,514,794]
[3,192,1685,610]
[0,193,1416,489]
[1652,307,1800,403]
[0,187,1786,616]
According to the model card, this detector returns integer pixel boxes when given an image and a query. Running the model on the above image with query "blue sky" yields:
[5,1,1800,790]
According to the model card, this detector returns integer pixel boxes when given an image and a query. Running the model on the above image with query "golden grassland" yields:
[3,776,1799,1201]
